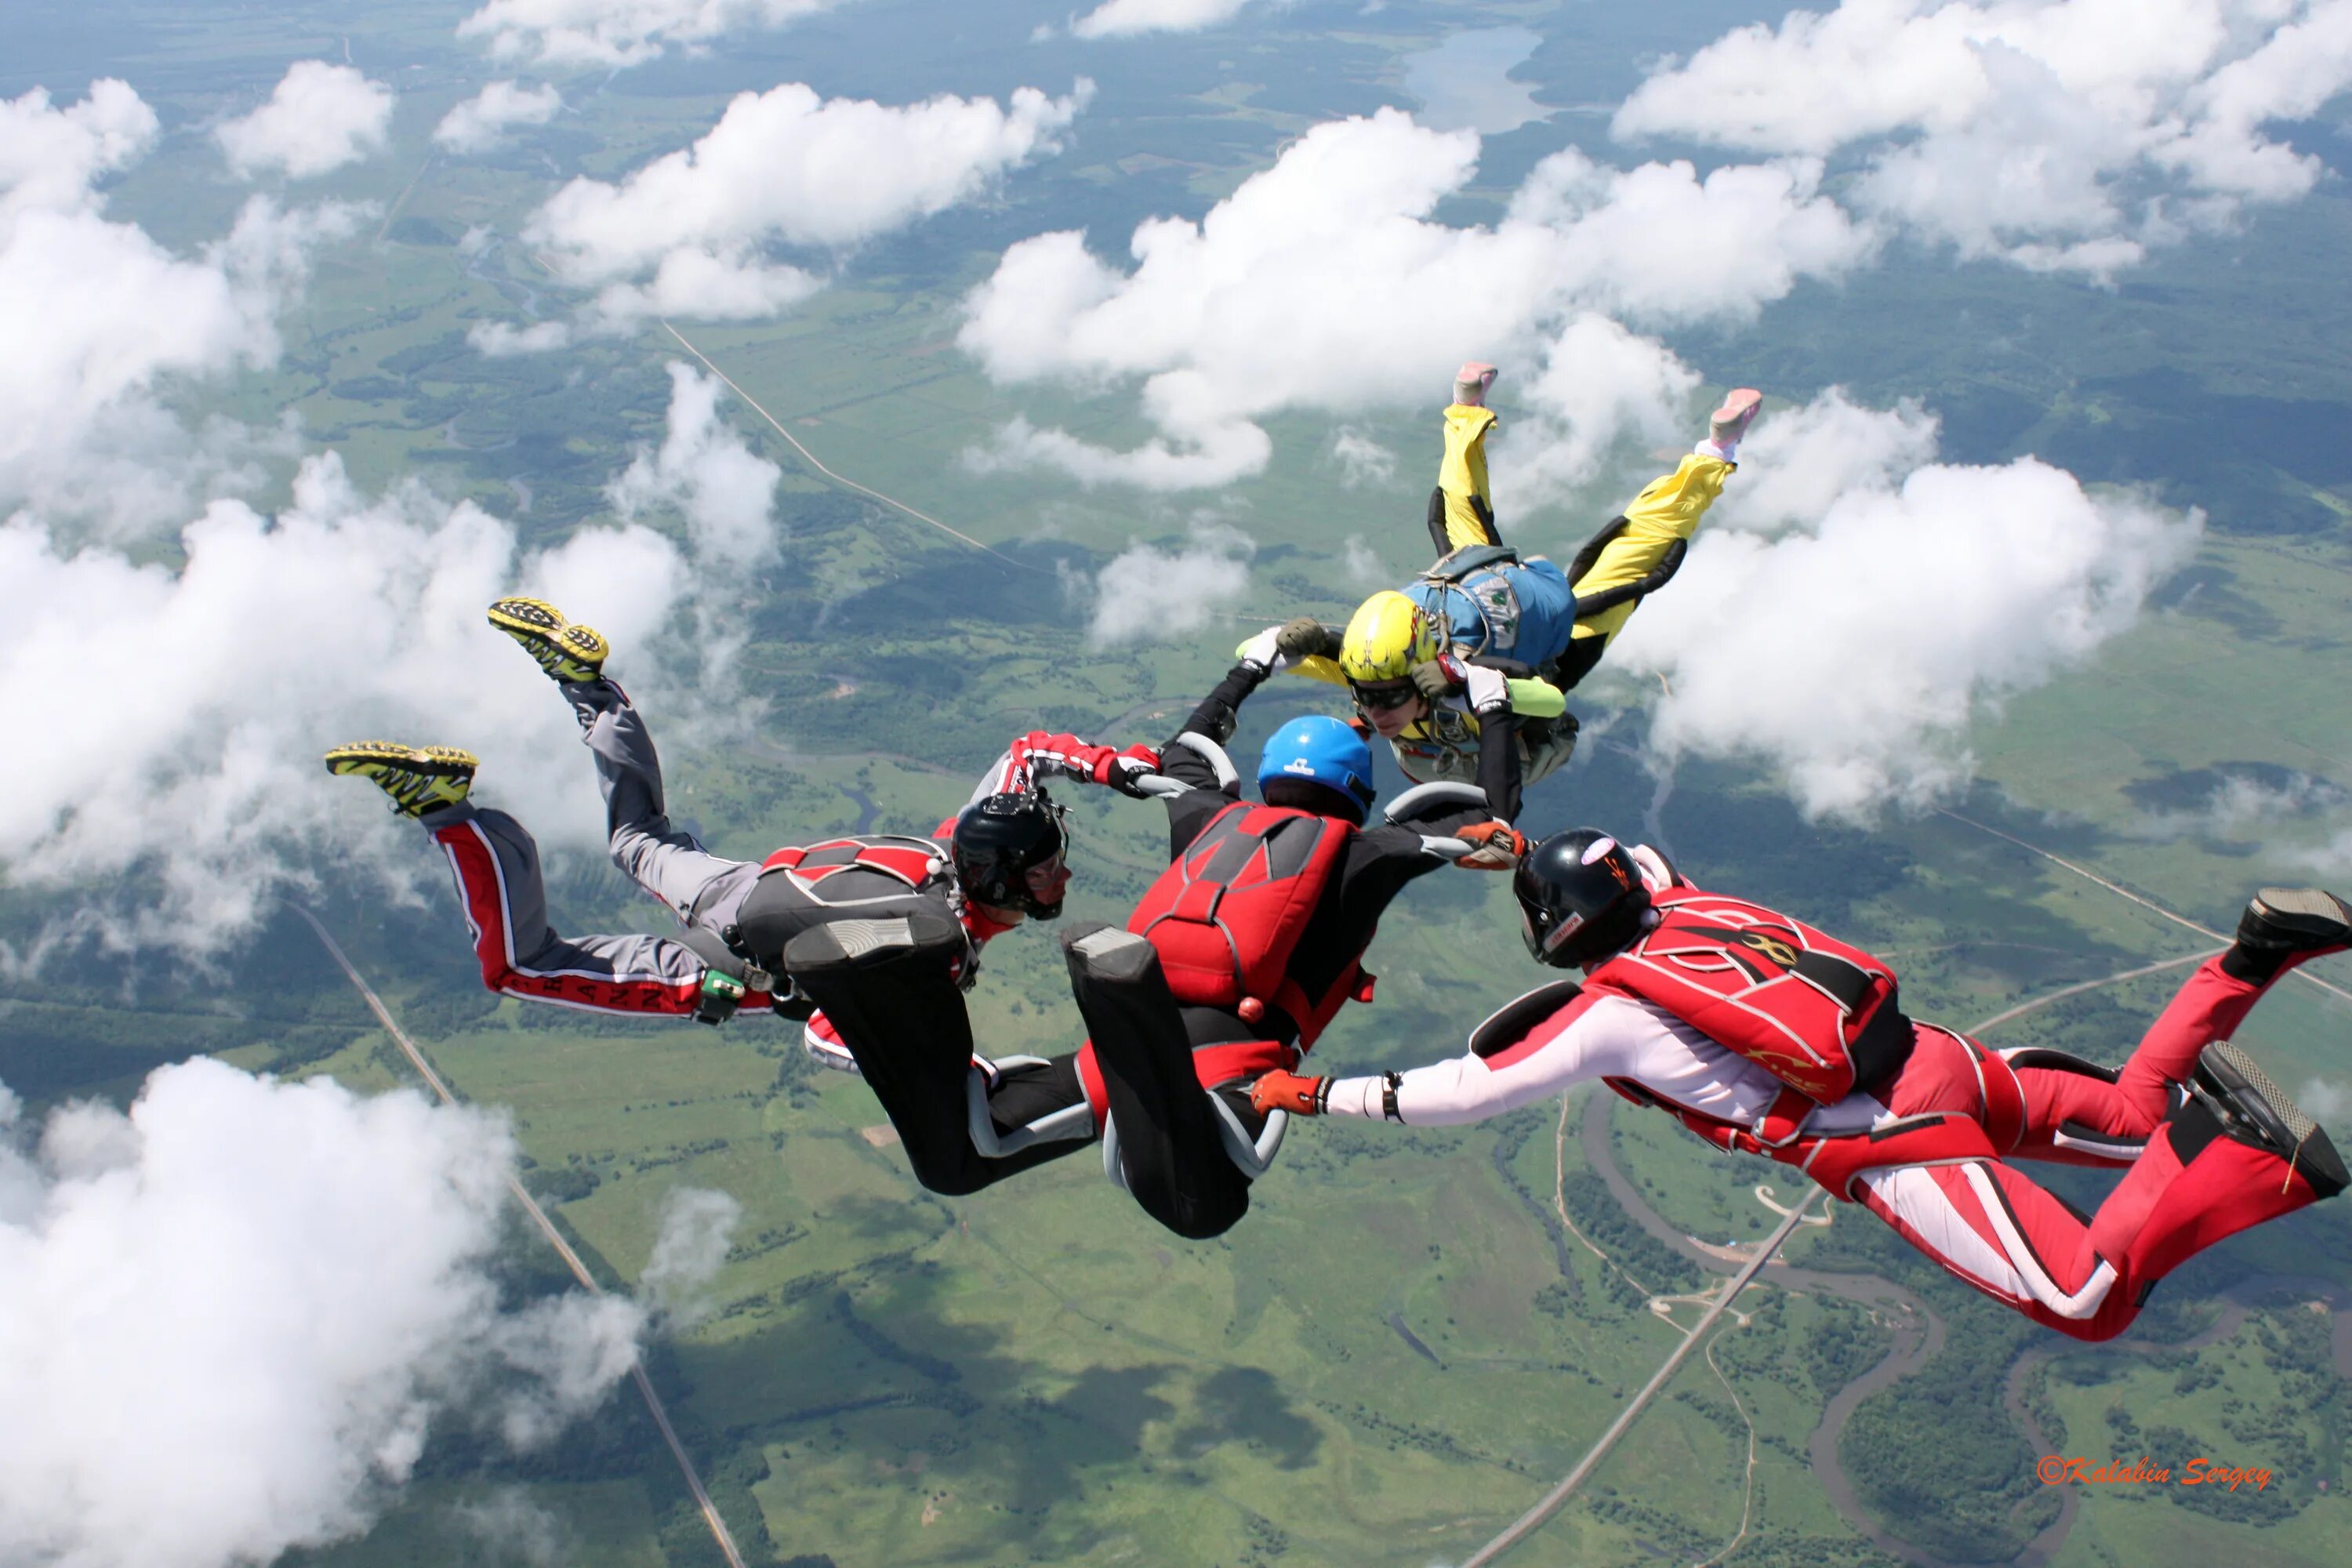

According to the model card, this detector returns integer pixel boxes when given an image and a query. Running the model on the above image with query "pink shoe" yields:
[1709,387,1763,449]
[1453,361,1499,408]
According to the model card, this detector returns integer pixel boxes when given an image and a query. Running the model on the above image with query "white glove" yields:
[1461,663,1510,717]
[1236,626,1289,675]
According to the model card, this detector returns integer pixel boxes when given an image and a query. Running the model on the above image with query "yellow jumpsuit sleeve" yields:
[1504,676,1566,719]
[1289,654,1351,688]
[1435,404,1501,552]
[1568,452,1733,648]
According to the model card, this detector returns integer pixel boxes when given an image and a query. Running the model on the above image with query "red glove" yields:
[1453,820,1528,870]
[1250,1068,1329,1116]
[1093,743,1163,797]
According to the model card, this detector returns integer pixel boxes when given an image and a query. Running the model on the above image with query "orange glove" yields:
[1250,1068,1329,1116]
[1453,820,1528,870]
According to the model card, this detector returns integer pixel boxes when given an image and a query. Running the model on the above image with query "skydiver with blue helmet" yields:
[1266,364,1762,822]
[785,642,1512,1240]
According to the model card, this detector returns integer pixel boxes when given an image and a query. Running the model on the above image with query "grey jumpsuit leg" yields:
[416,681,757,1014]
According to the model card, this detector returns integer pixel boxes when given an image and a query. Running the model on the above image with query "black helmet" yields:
[1515,829,1650,967]
[952,789,1070,918]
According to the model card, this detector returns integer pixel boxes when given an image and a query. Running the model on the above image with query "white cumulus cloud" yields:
[1610,392,2202,818]
[1071,0,1268,38]
[957,108,1864,492]
[640,1187,742,1327]
[216,61,395,180]
[459,0,848,67]
[1329,430,1396,488]
[1084,523,1255,646]
[0,455,686,953]
[1613,0,2352,274]
[0,1058,642,1568]
[469,318,574,356]
[434,80,563,152]
[0,78,155,226]
[0,356,786,960]
[2,82,365,535]
[517,79,1091,332]
[610,362,782,567]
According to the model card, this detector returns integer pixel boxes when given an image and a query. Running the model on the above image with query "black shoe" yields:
[2194,1042,2349,1198]
[2222,887,2352,982]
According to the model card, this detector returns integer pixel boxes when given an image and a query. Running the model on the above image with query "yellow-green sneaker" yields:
[324,742,479,818]
[486,597,608,684]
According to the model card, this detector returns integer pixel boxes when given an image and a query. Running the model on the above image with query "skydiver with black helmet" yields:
[1266,363,1762,824]
[324,597,1146,1029]
[1250,827,2350,1343]
[782,633,1518,1238]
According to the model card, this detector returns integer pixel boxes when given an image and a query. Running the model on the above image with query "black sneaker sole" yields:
[782,909,965,976]
[2244,887,2352,952]
[2197,1041,2350,1198]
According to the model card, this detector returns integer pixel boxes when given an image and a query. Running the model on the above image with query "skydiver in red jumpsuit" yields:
[1253,829,2348,1341]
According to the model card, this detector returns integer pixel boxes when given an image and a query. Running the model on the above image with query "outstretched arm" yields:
[1257,987,1696,1127]
[1157,663,1259,853]
[968,731,1161,804]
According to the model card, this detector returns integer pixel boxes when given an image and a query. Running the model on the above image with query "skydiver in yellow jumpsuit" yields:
[1265,365,1762,824]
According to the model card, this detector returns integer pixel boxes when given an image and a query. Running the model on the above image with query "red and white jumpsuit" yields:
[1320,855,2338,1342]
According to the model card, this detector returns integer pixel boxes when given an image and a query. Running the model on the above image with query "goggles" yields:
[1350,680,1418,712]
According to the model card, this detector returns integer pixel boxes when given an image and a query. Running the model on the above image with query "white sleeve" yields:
[1324,993,1776,1129]
[1326,996,1624,1126]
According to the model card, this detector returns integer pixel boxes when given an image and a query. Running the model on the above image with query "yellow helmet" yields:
[1340,590,1443,684]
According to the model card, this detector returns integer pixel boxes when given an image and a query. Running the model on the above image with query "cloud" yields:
[2303,1077,2352,1122]
[1613,0,2352,274]
[606,362,781,681]
[1071,0,1267,38]
[956,109,1864,491]
[519,80,1090,331]
[2130,764,2347,842]
[458,0,847,67]
[453,1490,567,1566]
[1609,391,2201,818]
[0,1057,642,1568]
[610,363,782,567]
[639,1187,741,1327]
[0,465,702,960]
[1083,522,1255,646]
[434,81,563,153]
[0,354,790,960]
[2,83,365,535]
[1341,533,1389,584]
[1330,430,1396,488]
[468,319,574,356]
[968,412,1273,491]
[0,79,155,227]
[216,61,394,180]
[1497,314,1704,509]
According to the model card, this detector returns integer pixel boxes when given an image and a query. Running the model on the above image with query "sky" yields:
[5,5,2352,1554]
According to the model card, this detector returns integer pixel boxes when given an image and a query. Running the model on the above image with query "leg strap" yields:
[966,1065,1095,1156]
[1062,923,1254,1238]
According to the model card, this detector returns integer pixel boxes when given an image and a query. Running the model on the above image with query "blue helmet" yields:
[1258,715,1375,822]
